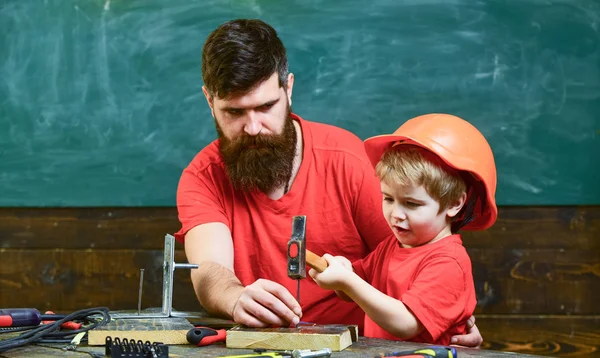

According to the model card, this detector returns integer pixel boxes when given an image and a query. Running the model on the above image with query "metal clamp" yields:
[161,234,198,317]
[112,234,198,319]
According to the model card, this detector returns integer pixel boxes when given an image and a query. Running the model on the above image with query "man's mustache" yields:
[228,134,279,150]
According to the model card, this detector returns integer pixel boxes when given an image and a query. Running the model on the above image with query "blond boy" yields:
[310,113,497,345]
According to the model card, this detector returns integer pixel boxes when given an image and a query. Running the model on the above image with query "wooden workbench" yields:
[0,310,548,357]
[0,337,545,358]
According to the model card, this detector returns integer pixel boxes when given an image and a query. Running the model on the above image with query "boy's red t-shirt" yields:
[175,114,391,326]
[353,234,476,344]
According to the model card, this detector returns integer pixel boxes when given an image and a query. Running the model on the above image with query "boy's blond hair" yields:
[375,145,467,212]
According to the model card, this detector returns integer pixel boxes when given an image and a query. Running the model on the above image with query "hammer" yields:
[287,216,329,305]
[305,250,328,273]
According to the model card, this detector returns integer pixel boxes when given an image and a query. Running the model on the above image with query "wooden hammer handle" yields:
[306,249,328,273]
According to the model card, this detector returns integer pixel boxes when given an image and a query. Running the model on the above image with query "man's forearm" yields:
[191,261,244,318]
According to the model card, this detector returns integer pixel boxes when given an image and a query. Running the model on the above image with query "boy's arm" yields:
[341,272,424,339]
[310,254,424,339]
[334,290,352,301]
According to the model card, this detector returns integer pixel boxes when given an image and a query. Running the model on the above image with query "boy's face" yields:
[380,180,463,248]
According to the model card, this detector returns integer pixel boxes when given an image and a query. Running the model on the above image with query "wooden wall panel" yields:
[0,249,197,312]
[0,248,597,316]
[470,248,599,314]
[1,206,598,249]
[0,206,598,357]
[461,206,599,250]
[0,207,179,249]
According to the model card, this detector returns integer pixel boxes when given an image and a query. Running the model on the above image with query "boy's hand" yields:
[334,255,353,271]
[309,254,352,291]
[450,315,482,348]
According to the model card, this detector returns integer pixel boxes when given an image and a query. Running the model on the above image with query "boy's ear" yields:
[447,192,467,218]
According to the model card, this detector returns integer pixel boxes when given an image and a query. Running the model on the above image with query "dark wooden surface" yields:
[476,315,600,357]
[0,337,545,358]
[0,206,599,357]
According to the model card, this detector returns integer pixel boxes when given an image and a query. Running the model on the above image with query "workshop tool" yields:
[287,216,307,304]
[89,234,198,345]
[217,353,284,358]
[110,234,198,319]
[63,331,87,351]
[42,310,81,330]
[374,346,457,358]
[305,250,328,273]
[0,308,66,327]
[137,268,145,316]
[292,348,332,358]
[105,336,168,358]
[287,217,330,304]
[218,348,332,358]
[0,307,111,354]
[187,326,227,346]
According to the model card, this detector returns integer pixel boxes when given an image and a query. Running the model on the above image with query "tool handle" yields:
[375,346,457,357]
[0,308,41,327]
[306,250,328,273]
[187,326,226,346]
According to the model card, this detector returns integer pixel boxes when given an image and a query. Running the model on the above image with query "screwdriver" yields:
[374,346,457,357]
[0,308,66,327]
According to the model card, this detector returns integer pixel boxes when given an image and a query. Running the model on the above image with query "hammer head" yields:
[287,216,307,279]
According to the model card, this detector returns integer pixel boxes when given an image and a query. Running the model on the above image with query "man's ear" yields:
[447,192,467,218]
[202,86,215,118]
[286,73,294,106]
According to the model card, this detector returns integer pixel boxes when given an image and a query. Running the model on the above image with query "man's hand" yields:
[450,315,483,348]
[232,278,302,328]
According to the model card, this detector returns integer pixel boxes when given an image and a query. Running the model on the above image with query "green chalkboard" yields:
[1,0,599,206]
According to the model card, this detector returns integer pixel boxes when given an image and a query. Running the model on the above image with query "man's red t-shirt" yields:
[175,114,391,326]
[353,234,476,344]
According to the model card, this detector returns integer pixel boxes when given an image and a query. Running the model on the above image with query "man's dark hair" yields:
[202,19,289,99]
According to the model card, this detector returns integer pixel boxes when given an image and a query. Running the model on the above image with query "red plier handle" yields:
[187,326,227,346]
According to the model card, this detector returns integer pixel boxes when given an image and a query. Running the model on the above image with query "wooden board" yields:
[226,324,358,351]
[87,317,193,345]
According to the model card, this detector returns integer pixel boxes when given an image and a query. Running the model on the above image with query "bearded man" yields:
[175,18,482,347]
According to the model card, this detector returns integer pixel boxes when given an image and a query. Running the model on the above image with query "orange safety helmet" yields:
[364,113,497,231]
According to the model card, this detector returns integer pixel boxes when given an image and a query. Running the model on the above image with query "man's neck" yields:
[266,119,303,200]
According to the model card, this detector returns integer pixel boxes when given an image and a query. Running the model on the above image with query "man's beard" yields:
[216,106,297,193]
